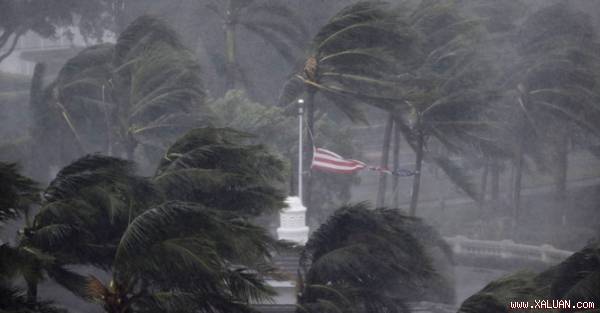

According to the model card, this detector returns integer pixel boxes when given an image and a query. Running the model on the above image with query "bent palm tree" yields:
[40,16,212,168]
[154,127,287,216]
[458,242,600,313]
[86,201,278,313]
[297,203,453,313]
[0,162,87,308]
[27,155,158,268]
[394,0,497,215]
[507,3,600,225]
[25,128,288,312]
[279,1,418,209]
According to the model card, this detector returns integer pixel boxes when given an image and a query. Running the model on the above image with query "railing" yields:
[445,235,573,268]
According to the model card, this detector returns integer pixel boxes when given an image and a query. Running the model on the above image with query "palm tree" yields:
[86,201,278,313]
[548,243,600,310]
[112,16,212,161]
[153,127,287,216]
[457,271,544,313]
[40,16,212,169]
[0,162,87,309]
[201,0,309,91]
[456,0,527,212]
[297,203,454,313]
[507,2,600,226]
[24,127,288,312]
[26,155,158,270]
[393,0,495,216]
[208,90,361,223]
[458,242,600,313]
[0,162,39,223]
[279,1,418,209]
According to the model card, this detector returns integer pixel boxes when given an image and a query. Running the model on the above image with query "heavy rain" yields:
[1,1,600,313]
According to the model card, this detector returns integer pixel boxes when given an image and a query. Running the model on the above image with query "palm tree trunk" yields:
[392,122,401,208]
[490,158,500,201]
[376,115,394,208]
[224,0,237,91]
[513,140,524,227]
[26,280,37,303]
[479,159,489,213]
[555,133,569,226]
[409,130,424,216]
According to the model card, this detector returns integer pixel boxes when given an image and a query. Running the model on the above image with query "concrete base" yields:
[277,197,309,245]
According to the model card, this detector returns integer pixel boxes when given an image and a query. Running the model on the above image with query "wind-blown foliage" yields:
[37,15,212,173]
[23,127,287,313]
[391,0,500,214]
[86,201,279,313]
[486,2,600,224]
[279,1,418,122]
[0,282,66,313]
[0,162,83,312]
[27,155,158,268]
[279,0,420,214]
[0,162,39,221]
[208,90,361,221]
[154,127,287,216]
[297,203,453,313]
[458,241,600,313]
[513,4,600,161]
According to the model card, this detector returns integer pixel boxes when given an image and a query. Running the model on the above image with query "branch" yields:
[0,31,23,64]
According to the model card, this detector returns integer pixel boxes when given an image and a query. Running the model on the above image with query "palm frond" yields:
[0,162,39,220]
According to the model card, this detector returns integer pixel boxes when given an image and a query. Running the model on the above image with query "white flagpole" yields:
[298,98,304,204]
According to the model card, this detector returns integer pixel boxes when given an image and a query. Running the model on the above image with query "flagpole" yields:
[298,98,304,204]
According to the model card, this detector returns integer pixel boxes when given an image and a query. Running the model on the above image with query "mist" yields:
[1,1,600,313]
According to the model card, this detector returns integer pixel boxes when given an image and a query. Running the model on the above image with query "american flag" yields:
[311,148,367,174]
[311,147,416,176]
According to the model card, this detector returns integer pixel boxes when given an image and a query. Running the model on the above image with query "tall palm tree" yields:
[201,0,309,91]
[40,16,212,169]
[393,0,498,216]
[297,203,454,313]
[507,2,600,226]
[112,16,212,161]
[279,1,418,209]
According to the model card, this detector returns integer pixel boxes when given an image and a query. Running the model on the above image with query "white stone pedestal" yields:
[277,196,309,245]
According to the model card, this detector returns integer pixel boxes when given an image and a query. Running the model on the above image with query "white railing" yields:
[445,236,573,265]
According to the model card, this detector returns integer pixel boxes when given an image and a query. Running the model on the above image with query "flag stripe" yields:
[313,156,365,168]
[312,166,364,174]
[314,148,343,159]
[312,160,365,170]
